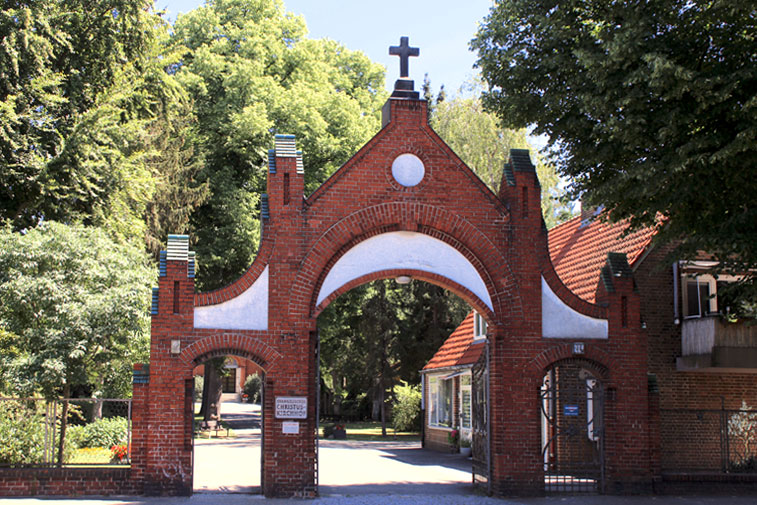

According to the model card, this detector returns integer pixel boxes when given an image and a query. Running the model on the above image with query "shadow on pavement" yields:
[319,481,474,496]
[219,410,261,430]
[378,446,472,472]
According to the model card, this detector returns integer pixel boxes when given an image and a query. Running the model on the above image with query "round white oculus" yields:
[391,153,425,187]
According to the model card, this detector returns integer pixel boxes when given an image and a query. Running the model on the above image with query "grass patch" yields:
[320,421,420,441]
[193,414,235,439]
[67,447,112,464]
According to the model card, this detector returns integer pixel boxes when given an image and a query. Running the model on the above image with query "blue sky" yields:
[156,0,494,96]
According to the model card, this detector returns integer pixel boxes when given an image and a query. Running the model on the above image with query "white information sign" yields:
[275,396,307,419]
[282,421,300,434]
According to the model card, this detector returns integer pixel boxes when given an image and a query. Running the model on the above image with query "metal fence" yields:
[0,397,131,467]
[660,405,757,473]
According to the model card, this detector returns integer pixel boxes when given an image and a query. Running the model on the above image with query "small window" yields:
[222,368,237,393]
[682,275,717,318]
[474,311,487,340]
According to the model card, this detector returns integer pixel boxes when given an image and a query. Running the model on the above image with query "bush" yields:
[392,381,421,432]
[194,375,204,402]
[65,424,87,449]
[0,401,46,465]
[243,374,262,403]
[71,417,128,448]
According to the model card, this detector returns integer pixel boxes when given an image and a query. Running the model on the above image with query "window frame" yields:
[427,373,454,428]
[473,311,488,341]
[682,273,717,318]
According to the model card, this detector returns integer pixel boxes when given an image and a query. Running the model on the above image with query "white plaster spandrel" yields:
[317,231,493,311]
[541,276,607,339]
[194,266,269,330]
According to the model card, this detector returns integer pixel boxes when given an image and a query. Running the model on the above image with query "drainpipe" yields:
[673,261,680,325]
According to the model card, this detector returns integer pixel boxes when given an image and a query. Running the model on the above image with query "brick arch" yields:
[179,333,283,371]
[528,343,617,382]
[289,202,520,321]
[313,268,496,322]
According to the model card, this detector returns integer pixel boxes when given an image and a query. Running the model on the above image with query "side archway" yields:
[179,333,283,372]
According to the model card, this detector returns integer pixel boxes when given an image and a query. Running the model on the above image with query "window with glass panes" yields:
[428,375,453,427]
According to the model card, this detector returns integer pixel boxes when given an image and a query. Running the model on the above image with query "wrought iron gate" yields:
[471,342,489,492]
[540,365,604,493]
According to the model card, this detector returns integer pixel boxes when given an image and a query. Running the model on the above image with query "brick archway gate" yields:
[132,70,653,497]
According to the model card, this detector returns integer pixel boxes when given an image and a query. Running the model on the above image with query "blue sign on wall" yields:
[564,405,579,417]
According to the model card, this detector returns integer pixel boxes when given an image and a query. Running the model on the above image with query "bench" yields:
[197,419,229,438]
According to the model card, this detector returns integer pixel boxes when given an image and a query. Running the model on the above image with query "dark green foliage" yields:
[473,0,757,311]
[243,373,262,404]
[318,279,467,427]
[0,222,154,398]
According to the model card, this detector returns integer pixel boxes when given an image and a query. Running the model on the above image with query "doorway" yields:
[192,355,265,493]
[540,361,605,493]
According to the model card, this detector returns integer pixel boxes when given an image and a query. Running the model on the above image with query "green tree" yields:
[0,1,160,229]
[171,0,387,290]
[430,80,572,228]
[473,0,757,308]
[0,222,154,399]
[1,1,208,253]
[318,279,467,433]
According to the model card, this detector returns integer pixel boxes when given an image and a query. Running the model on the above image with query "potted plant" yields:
[460,437,472,457]
[447,428,459,451]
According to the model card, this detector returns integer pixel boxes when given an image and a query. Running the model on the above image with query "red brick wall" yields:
[635,246,757,474]
[139,96,652,498]
[0,468,138,496]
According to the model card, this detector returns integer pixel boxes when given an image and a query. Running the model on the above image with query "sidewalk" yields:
[3,493,757,505]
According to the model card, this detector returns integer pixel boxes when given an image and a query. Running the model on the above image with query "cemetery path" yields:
[193,400,472,495]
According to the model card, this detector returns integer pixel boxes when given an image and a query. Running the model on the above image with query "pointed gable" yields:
[547,215,656,303]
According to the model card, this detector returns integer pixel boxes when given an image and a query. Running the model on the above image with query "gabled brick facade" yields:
[2,76,656,498]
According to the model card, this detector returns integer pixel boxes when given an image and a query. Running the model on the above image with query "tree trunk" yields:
[93,377,105,419]
[380,383,387,437]
[200,358,224,422]
[57,384,71,466]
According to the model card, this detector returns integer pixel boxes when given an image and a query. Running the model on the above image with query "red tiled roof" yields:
[423,312,484,371]
[547,215,656,303]
[424,214,655,372]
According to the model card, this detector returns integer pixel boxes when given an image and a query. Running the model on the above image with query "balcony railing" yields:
[677,316,757,372]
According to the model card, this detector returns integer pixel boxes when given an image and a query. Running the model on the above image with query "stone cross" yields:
[389,36,419,78]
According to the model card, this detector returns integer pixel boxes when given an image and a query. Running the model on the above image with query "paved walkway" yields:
[194,401,472,495]
[193,401,261,493]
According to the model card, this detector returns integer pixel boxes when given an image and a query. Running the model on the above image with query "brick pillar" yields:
[144,235,196,495]
[596,253,653,493]
[129,363,149,494]
[262,135,316,497]
[489,149,545,496]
